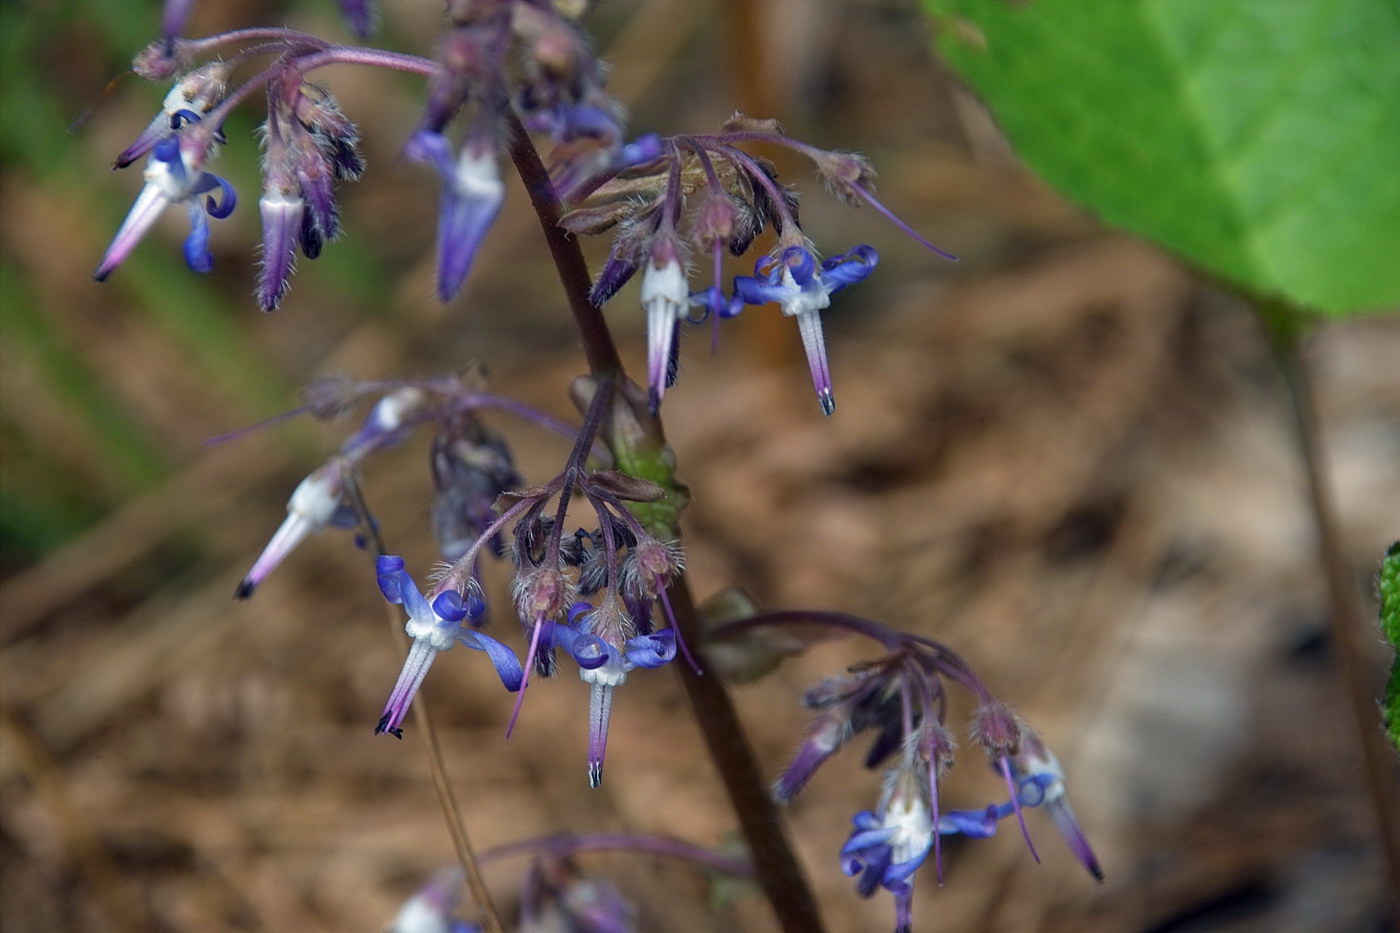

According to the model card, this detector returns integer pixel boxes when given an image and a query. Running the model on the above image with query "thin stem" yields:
[368,553,504,932]
[505,112,829,933]
[180,27,332,56]
[1268,323,1400,910]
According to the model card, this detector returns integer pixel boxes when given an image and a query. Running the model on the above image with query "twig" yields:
[1267,319,1400,913]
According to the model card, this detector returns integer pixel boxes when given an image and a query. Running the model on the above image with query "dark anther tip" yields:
[234,579,255,600]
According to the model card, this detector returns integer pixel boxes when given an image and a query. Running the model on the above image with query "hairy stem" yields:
[1268,321,1400,910]
[504,108,829,933]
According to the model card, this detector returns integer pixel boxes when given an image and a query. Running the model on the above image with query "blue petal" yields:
[781,246,816,286]
[842,827,895,857]
[883,845,932,886]
[196,173,237,219]
[403,129,454,178]
[1017,773,1055,807]
[821,245,879,292]
[460,630,524,691]
[852,810,883,831]
[183,203,213,273]
[170,109,203,129]
[618,132,664,168]
[433,591,469,622]
[376,555,406,599]
[549,622,611,670]
[625,630,677,668]
[939,804,1007,839]
[732,274,794,306]
[152,136,184,176]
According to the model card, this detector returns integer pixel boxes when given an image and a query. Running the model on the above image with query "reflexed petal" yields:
[183,201,213,272]
[459,631,525,692]
[623,630,676,667]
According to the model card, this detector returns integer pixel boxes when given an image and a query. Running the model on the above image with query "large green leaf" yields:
[926,0,1400,316]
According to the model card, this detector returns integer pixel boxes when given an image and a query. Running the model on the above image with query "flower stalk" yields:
[505,107,829,933]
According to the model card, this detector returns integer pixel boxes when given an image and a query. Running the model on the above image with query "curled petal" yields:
[821,245,879,291]
[548,622,612,671]
[781,246,816,285]
[376,555,407,600]
[624,630,676,668]
[192,172,237,218]
[459,630,525,692]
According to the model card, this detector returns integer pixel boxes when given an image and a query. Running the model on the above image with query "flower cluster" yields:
[101,1,658,309]
[707,609,1101,933]
[234,372,684,784]
[99,7,953,415]
[565,114,956,415]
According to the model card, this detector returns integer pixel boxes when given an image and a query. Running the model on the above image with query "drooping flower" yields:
[1008,732,1104,880]
[638,238,689,413]
[546,595,677,786]
[236,458,349,599]
[237,389,430,597]
[405,129,505,302]
[841,757,935,933]
[95,126,236,281]
[114,62,229,169]
[731,245,879,415]
[375,555,523,738]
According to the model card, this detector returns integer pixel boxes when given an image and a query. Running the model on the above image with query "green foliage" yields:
[1381,542,1400,752]
[926,0,1400,318]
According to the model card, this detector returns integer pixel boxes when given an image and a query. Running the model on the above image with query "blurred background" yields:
[2,1,1397,931]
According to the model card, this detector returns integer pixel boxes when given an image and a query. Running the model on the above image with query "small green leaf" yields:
[926,0,1400,317]
[1380,542,1399,753]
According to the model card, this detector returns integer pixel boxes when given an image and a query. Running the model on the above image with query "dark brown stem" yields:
[504,108,829,933]
[665,577,832,933]
[1269,322,1400,910]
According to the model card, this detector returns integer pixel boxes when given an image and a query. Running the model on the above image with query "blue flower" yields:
[840,763,933,933]
[95,128,236,282]
[544,596,676,786]
[405,129,505,302]
[375,555,523,738]
[731,245,878,415]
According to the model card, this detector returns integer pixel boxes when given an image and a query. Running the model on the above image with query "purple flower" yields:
[1009,733,1104,880]
[337,0,376,38]
[114,63,229,169]
[406,130,505,302]
[236,459,349,599]
[95,130,236,282]
[841,762,934,933]
[236,389,430,598]
[375,555,523,738]
[544,596,677,786]
[731,245,879,415]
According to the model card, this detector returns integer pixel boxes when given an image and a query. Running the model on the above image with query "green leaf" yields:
[1381,542,1400,753]
[926,0,1400,316]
